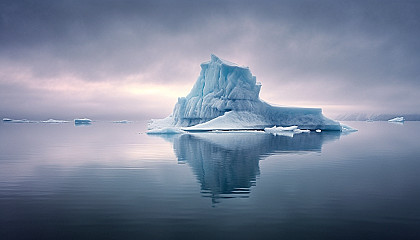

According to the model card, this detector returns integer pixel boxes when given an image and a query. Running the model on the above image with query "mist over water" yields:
[1,121,419,239]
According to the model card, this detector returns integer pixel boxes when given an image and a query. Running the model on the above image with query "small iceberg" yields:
[388,117,405,122]
[264,125,299,133]
[294,129,311,134]
[41,119,69,123]
[264,125,310,137]
[74,118,92,125]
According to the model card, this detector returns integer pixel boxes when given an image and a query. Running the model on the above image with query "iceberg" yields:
[74,118,92,124]
[263,125,310,137]
[148,54,345,133]
[388,116,405,122]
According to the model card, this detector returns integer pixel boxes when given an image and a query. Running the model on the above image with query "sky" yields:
[1,0,419,120]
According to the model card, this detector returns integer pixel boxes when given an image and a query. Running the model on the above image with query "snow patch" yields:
[183,111,269,131]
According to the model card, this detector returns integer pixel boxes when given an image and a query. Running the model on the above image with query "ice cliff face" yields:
[172,54,264,126]
[149,54,342,131]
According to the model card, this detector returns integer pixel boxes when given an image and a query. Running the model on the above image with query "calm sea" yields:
[0,121,419,240]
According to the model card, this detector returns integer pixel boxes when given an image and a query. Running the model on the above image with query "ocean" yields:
[1,121,419,239]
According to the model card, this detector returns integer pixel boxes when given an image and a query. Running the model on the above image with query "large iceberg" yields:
[148,54,343,132]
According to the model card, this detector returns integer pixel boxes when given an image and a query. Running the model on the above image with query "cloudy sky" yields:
[1,0,419,120]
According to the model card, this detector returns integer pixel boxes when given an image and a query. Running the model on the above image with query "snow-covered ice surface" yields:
[183,111,269,131]
[148,54,347,133]
[340,124,358,132]
[148,117,176,133]
[388,117,405,122]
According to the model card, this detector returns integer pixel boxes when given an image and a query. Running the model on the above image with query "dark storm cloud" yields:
[1,0,419,118]
[1,0,266,83]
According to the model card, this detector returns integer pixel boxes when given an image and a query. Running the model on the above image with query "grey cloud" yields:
[0,0,419,118]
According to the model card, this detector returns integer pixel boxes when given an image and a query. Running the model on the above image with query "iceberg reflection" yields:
[170,132,341,203]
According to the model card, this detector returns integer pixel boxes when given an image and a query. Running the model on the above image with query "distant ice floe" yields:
[3,118,70,123]
[113,120,132,123]
[388,117,405,122]
[2,118,37,123]
[74,118,92,124]
[41,119,69,123]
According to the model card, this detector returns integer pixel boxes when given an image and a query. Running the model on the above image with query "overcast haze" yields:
[1,0,419,120]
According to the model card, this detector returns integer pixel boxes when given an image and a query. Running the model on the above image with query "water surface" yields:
[1,121,419,239]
